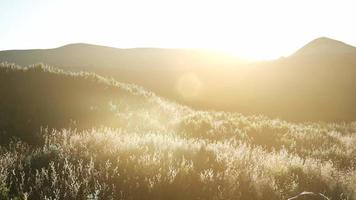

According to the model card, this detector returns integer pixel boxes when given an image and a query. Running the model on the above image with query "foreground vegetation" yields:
[1,63,356,199]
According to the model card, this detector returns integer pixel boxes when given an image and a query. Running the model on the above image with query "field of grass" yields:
[1,63,356,199]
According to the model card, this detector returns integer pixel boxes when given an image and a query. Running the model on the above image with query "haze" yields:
[1,0,356,60]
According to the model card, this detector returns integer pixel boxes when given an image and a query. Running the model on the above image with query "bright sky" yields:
[1,0,356,60]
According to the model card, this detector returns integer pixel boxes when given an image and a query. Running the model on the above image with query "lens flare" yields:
[176,73,203,100]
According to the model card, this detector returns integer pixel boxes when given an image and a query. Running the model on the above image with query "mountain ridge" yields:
[2,37,356,60]
[1,37,356,122]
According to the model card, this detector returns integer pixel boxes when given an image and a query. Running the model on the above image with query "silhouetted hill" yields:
[1,37,356,122]
[0,43,241,69]
[293,37,356,57]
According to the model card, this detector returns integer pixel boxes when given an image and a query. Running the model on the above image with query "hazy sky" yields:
[1,0,355,59]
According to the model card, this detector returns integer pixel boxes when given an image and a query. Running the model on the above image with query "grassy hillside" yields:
[0,63,187,144]
[1,63,356,199]
[1,37,356,122]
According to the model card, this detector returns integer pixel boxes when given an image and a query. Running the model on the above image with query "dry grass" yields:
[1,63,356,199]
[1,118,356,199]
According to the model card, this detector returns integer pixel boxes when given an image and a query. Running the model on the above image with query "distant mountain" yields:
[0,43,242,70]
[1,37,356,122]
[293,37,356,57]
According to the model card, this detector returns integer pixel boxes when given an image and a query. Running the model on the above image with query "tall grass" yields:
[1,119,356,199]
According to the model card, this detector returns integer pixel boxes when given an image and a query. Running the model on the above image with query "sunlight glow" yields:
[0,0,356,60]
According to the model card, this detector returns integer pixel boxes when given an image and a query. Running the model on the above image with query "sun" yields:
[206,45,274,61]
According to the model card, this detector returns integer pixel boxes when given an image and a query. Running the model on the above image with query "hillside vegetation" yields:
[0,63,187,144]
[1,63,356,200]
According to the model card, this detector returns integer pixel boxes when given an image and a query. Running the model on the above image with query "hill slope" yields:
[1,37,356,122]
[0,63,187,144]
[227,37,356,122]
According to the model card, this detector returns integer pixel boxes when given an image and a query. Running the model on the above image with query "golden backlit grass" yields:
[1,118,356,199]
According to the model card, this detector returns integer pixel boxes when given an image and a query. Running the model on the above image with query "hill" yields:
[1,37,356,122]
[1,63,356,199]
[0,44,242,70]
[0,63,187,144]
[224,37,356,122]
[293,37,356,57]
